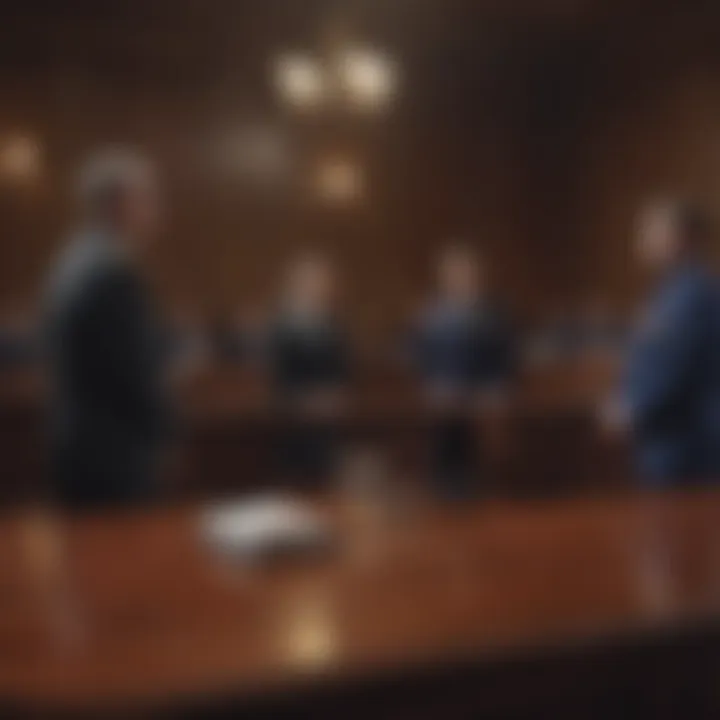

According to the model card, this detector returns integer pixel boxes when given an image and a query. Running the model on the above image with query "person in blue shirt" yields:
[413,243,515,499]
[605,200,720,487]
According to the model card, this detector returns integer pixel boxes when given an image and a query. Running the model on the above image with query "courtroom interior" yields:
[2,1,720,717]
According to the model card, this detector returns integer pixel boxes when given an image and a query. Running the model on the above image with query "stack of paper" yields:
[201,495,331,560]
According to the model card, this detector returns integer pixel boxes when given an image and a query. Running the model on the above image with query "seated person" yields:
[412,243,515,499]
[266,252,350,488]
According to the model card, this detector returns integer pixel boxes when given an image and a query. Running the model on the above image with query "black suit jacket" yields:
[268,314,349,400]
[44,233,169,509]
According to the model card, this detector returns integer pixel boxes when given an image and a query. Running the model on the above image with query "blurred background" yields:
[5,1,720,501]
[4,1,720,323]
[3,3,720,718]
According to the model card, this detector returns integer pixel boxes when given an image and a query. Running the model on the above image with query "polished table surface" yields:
[1,489,720,715]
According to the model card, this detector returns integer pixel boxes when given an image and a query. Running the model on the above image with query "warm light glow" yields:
[313,157,364,205]
[274,54,325,111]
[279,583,338,669]
[0,135,42,183]
[338,49,398,112]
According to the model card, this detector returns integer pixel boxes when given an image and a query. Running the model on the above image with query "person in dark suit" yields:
[413,243,515,499]
[603,200,720,487]
[267,252,349,488]
[44,149,170,510]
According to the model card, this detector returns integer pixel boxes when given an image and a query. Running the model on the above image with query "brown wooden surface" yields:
[0,489,720,716]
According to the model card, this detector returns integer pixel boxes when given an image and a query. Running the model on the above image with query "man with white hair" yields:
[44,148,170,509]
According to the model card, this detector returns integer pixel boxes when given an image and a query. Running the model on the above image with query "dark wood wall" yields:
[1,1,720,340]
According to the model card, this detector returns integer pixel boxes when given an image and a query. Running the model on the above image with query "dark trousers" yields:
[274,420,340,490]
[430,417,479,501]
[53,433,160,511]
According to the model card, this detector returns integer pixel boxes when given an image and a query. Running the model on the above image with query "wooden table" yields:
[1,490,720,717]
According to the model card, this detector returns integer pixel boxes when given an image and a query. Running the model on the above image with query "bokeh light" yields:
[337,48,398,112]
[0,135,42,184]
[274,54,326,111]
[313,156,364,205]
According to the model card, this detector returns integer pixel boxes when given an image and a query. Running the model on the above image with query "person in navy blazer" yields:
[605,200,720,487]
